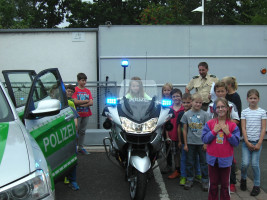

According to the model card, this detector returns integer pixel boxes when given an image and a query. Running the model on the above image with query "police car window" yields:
[6,73,33,108]
[0,88,14,122]
[33,71,66,109]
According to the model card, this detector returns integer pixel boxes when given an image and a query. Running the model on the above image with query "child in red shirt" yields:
[166,88,184,179]
[72,73,93,155]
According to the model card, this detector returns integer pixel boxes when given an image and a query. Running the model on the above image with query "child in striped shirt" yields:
[240,89,267,196]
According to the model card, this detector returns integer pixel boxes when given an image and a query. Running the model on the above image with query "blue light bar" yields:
[161,99,172,107]
[106,98,117,105]
[121,59,129,67]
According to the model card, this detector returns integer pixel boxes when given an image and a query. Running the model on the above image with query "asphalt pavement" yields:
[55,140,267,200]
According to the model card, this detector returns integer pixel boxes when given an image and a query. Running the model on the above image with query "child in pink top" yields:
[202,97,240,200]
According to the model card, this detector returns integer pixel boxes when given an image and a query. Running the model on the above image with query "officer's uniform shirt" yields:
[186,74,218,104]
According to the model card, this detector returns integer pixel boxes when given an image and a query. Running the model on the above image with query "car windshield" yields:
[118,79,159,122]
[0,87,14,122]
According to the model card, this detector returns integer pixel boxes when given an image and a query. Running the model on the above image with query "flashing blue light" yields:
[121,59,129,67]
[106,98,117,105]
[162,99,172,107]
[20,97,24,101]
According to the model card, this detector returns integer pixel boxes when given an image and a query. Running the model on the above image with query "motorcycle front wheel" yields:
[129,169,147,200]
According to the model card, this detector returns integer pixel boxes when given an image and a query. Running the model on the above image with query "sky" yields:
[57,0,92,28]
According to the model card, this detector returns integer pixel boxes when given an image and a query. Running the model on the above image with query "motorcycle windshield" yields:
[119,79,159,122]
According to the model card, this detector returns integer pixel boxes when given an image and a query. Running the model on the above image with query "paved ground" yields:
[55,140,267,200]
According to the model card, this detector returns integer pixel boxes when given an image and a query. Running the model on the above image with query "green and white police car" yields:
[0,68,77,199]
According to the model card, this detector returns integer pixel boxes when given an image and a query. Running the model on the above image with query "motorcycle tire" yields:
[129,169,148,200]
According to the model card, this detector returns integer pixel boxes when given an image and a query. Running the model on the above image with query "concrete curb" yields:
[84,146,106,153]
[231,170,267,200]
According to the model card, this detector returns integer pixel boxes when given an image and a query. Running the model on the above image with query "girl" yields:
[221,76,242,193]
[162,82,173,99]
[202,97,240,200]
[221,76,242,119]
[161,83,173,174]
[240,89,266,196]
[126,77,151,99]
[161,83,174,174]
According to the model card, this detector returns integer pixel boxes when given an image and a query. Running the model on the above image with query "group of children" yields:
[161,77,266,199]
[60,74,266,198]
[64,73,94,191]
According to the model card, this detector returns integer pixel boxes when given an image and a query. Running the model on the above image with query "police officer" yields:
[185,62,218,111]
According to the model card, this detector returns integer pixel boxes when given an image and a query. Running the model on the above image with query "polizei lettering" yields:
[43,123,75,152]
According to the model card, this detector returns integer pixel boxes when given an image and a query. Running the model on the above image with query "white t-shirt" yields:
[207,101,240,121]
[241,107,267,141]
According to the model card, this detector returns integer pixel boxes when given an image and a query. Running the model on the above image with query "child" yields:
[202,97,240,200]
[66,94,80,191]
[165,88,184,179]
[181,93,209,191]
[65,84,76,109]
[162,82,173,99]
[125,77,151,100]
[240,89,267,196]
[72,73,93,155]
[177,93,201,185]
[221,77,242,119]
[161,83,173,174]
[221,76,242,193]
[207,81,239,124]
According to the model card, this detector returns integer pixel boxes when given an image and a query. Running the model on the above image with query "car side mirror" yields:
[29,99,60,118]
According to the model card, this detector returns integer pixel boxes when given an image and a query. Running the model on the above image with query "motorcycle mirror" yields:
[165,121,173,131]
[103,119,112,129]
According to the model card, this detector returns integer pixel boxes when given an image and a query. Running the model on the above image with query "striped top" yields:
[241,107,267,141]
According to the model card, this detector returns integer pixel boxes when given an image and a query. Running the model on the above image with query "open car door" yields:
[3,68,77,181]
[2,70,37,118]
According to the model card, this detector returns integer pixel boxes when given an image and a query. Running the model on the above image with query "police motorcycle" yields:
[102,79,173,200]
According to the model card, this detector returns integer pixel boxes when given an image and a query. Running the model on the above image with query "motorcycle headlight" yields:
[0,170,50,200]
[120,117,158,134]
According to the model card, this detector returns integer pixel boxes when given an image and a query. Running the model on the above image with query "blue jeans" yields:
[241,141,262,186]
[68,165,77,182]
[186,144,208,182]
[181,144,201,178]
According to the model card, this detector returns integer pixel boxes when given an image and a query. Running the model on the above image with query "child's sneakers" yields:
[64,177,70,184]
[240,179,247,191]
[69,181,80,191]
[78,148,90,155]
[184,180,193,190]
[201,182,209,192]
[230,184,236,193]
[168,170,180,179]
[179,177,186,186]
[251,186,261,196]
[195,175,202,183]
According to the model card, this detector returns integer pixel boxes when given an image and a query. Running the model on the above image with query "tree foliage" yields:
[0,0,267,29]
[0,0,66,28]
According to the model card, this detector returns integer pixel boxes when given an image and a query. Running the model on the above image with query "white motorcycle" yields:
[102,79,173,200]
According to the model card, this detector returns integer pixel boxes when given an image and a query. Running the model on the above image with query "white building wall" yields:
[98,25,267,110]
[0,29,97,82]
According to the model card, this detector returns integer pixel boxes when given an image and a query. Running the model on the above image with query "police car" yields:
[0,68,77,199]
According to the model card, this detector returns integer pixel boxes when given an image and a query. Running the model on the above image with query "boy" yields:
[181,93,209,191]
[72,73,93,155]
[207,80,240,193]
[177,93,201,186]
[207,81,239,124]
[166,88,184,179]
[65,84,76,109]
[65,84,80,190]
